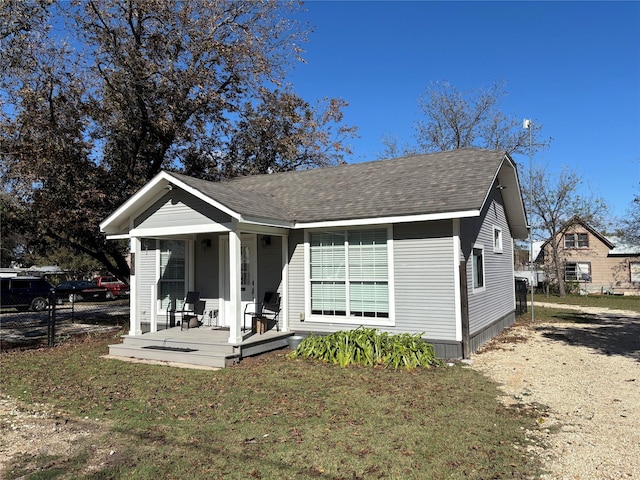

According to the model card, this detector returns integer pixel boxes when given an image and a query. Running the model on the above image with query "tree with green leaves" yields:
[0,0,356,280]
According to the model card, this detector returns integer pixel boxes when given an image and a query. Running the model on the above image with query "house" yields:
[100,149,528,365]
[537,218,640,295]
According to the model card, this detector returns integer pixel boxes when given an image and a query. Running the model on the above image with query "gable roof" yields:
[536,217,640,258]
[101,149,528,238]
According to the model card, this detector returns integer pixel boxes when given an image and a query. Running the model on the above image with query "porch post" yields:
[130,237,143,336]
[228,228,243,343]
[281,234,289,332]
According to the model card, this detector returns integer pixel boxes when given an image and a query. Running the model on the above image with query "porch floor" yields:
[108,326,294,369]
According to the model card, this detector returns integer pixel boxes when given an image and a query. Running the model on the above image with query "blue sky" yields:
[286,1,640,221]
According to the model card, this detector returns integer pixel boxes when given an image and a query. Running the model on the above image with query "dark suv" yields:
[0,277,53,312]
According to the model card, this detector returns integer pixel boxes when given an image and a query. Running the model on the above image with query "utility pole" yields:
[523,119,535,323]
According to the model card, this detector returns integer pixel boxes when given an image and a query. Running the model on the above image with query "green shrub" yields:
[288,326,441,370]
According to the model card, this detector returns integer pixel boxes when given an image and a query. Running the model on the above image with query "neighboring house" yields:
[536,218,640,295]
[100,149,528,358]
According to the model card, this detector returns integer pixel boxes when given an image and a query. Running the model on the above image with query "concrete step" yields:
[120,335,238,355]
[108,343,238,368]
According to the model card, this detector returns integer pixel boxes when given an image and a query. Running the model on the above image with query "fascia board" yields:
[294,210,481,229]
[164,172,242,220]
[130,223,232,238]
[100,171,172,232]
[100,171,246,234]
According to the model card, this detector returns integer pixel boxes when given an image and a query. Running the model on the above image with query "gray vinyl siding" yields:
[286,221,458,340]
[393,221,457,340]
[462,187,515,336]
[257,235,283,300]
[138,239,157,324]
[134,190,231,229]
[194,234,220,313]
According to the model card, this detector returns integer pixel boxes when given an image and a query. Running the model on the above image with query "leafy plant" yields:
[288,327,441,370]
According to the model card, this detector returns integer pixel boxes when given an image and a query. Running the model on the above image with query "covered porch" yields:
[100,172,295,366]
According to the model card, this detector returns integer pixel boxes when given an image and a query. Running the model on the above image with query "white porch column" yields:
[130,237,143,336]
[228,228,243,343]
[281,234,289,332]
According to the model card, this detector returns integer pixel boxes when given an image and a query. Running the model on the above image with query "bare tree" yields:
[526,164,608,296]
[0,0,356,279]
[414,80,549,156]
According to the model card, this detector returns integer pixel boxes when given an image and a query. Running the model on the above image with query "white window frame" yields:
[472,243,486,292]
[630,262,640,283]
[565,262,591,282]
[157,239,191,312]
[304,226,395,326]
[493,225,503,253]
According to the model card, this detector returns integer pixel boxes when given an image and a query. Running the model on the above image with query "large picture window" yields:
[310,229,389,319]
[159,239,186,310]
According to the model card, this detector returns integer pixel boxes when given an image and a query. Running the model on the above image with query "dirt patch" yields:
[472,307,640,479]
[0,395,114,478]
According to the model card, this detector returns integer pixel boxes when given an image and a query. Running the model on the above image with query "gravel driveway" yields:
[472,303,640,479]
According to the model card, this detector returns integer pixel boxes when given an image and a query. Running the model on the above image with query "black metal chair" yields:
[166,291,200,328]
[182,299,206,330]
[244,291,281,332]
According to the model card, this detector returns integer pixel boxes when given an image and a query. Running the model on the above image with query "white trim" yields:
[493,225,503,253]
[452,219,462,342]
[296,210,480,229]
[281,234,289,332]
[130,223,231,238]
[304,226,395,326]
[105,233,131,240]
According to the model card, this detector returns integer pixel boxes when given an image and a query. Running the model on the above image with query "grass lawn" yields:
[532,292,640,313]
[0,332,546,480]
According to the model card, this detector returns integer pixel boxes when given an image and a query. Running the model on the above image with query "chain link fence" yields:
[0,294,129,351]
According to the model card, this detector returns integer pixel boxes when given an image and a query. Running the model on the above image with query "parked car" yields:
[93,276,130,297]
[0,277,54,312]
[54,280,112,303]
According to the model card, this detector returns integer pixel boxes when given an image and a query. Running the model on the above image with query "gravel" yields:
[472,303,640,479]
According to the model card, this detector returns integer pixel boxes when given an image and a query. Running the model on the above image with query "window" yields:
[564,233,588,248]
[630,262,640,283]
[472,245,485,290]
[309,229,389,319]
[565,262,591,281]
[159,239,186,310]
[493,226,503,253]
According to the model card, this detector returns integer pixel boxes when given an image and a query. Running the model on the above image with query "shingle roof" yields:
[169,149,508,224]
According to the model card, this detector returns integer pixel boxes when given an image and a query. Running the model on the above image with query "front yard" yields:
[1,331,545,479]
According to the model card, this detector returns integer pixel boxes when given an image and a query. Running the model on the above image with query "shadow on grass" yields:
[539,312,640,362]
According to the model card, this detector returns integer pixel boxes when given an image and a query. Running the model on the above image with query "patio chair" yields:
[166,291,200,328]
[182,299,206,330]
[244,291,281,332]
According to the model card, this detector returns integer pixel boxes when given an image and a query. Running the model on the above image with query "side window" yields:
[493,226,503,253]
[472,245,485,290]
[631,262,640,283]
[12,279,30,289]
